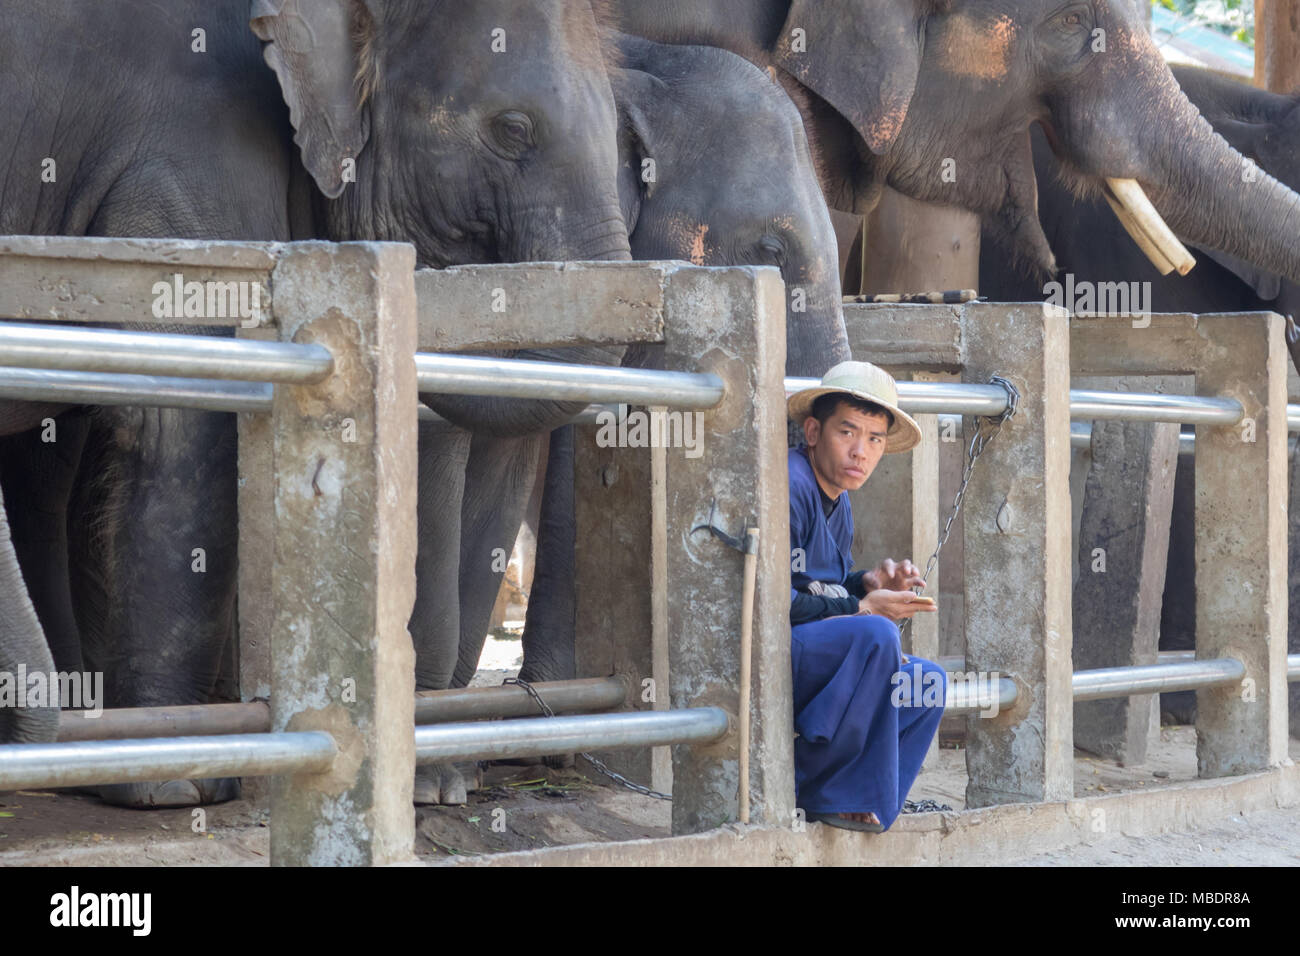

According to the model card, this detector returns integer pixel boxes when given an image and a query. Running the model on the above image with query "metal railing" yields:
[0,322,332,383]
[941,654,1300,716]
[414,708,730,763]
[0,255,1293,854]
[0,732,338,791]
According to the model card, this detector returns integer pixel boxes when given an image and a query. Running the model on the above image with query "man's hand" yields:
[859,589,938,622]
[863,558,926,593]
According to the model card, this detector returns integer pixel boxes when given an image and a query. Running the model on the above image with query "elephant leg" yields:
[451,430,545,689]
[0,410,90,673]
[518,425,577,686]
[410,421,473,805]
[72,407,239,808]
[0,478,59,744]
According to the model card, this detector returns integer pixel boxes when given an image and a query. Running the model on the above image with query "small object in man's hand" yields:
[909,596,936,607]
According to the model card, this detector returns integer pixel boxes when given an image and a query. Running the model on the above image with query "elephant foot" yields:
[1160,690,1197,726]
[413,762,480,806]
[97,776,240,809]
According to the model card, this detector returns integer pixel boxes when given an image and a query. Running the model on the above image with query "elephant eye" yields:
[758,234,787,265]
[1051,5,1090,33]
[489,111,536,154]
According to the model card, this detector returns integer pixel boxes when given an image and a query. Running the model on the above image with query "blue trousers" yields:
[791,614,947,830]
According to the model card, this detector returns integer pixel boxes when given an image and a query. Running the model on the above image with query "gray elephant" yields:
[979,66,1300,323]
[600,1,1300,331]
[0,0,630,807]
[0,404,77,746]
[978,65,1300,730]
[420,33,854,794]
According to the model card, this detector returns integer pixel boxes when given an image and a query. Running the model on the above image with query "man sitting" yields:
[786,361,947,832]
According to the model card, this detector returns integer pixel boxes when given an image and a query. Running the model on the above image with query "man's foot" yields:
[839,811,881,826]
[805,810,885,833]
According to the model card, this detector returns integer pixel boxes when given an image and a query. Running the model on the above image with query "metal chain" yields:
[901,376,1020,644]
[503,677,673,801]
[902,798,953,814]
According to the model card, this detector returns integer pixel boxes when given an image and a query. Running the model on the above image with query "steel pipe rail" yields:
[54,677,632,741]
[57,701,271,742]
[416,353,724,408]
[1151,652,1300,679]
[796,381,1247,425]
[943,676,1019,716]
[412,676,629,723]
[0,731,337,791]
[414,707,730,763]
[0,367,570,425]
[1068,390,1243,425]
[0,367,274,412]
[0,322,333,384]
[1071,421,1300,456]
[1073,658,1246,701]
[786,377,1012,417]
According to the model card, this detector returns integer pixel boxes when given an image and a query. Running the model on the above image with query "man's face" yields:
[803,400,891,496]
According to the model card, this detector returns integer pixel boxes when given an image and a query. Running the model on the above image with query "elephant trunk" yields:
[785,267,852,378]
[1054,21,1300,309]
[0,487,59,744]
[1143,130,1300,290]
[421,214,633,436]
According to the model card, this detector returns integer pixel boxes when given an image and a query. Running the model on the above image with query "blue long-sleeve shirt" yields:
[788,446,872,625]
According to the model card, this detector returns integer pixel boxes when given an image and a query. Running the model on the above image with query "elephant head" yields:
[252,0,632,433]
[611,34,851,377]
[769,0,1300,291]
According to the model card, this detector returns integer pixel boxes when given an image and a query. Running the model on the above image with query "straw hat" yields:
[787,361,922,454]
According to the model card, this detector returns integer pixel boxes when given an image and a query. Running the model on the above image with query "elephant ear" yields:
[773,0,936,156]
[251,0,373,199]
[609,68,666,231]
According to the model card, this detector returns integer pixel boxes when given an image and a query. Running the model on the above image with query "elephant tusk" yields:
[1104,178,1197,277]
[1102,190,1177,276]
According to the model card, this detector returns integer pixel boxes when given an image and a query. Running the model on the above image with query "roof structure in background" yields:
[1152,5,1255,76]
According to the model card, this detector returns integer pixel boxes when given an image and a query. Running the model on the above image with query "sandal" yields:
[806,811,885,833]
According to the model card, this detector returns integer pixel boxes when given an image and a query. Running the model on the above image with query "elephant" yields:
[421,31,854,785]
[0,404,77,746]
[977,65,1300,730]
[598,1,1300,338]
[0,0,630,807]
[978,67,1300,319]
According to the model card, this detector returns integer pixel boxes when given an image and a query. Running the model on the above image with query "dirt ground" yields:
[1,633,1296,866]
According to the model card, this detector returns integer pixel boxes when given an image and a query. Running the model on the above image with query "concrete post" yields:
[962,303,1074,807]
[236,326,276,805]
[1193,314,1290,775]
[1290,447,1300,739]
[1072,379,1180,764]
[661,266,794,834]
[572,424,667,790]
[267,242,418,865]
